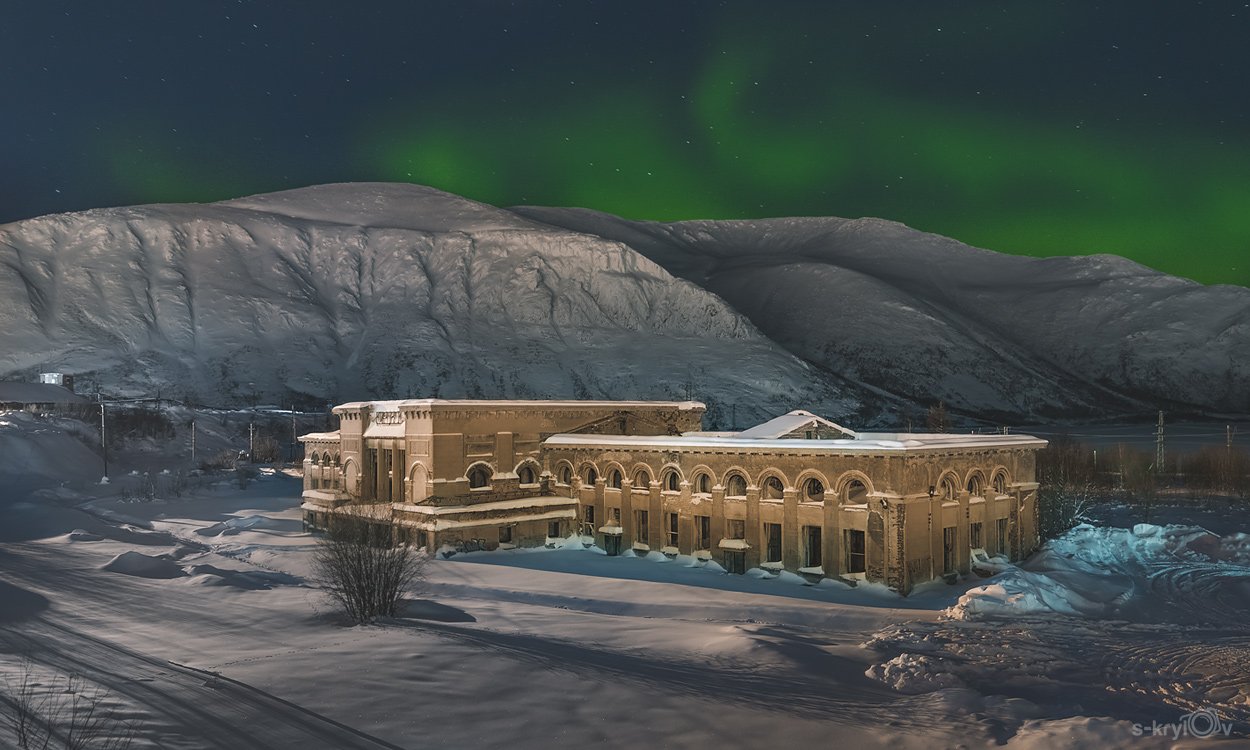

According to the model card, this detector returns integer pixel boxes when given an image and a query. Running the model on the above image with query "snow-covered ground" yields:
[2,460,1247,747]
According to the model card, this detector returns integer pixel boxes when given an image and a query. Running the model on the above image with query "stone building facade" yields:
[300,399,1046,594]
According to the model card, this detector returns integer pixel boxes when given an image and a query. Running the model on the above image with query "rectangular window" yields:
[636,510,649,543]
[845,529,866,574]
[612,507,621,523]
[765,523,782,563]
[943,526,957,573]
[969,522,983,549]
[804,526,822,568]
[499,526,513,544]
[727,519,745,540]
[548,520,561,539]
[997,517,1010,554]
[695,515,711,550]
[668,512,679,548]
[584,505,595,524]
[724,551,746,575]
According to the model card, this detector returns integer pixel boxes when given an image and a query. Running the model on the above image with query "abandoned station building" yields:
[300,399,1046,593]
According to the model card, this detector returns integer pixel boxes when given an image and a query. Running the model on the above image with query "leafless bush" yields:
[312,509,427,624]
[1,660,136,750]
[1039,482,1096,540]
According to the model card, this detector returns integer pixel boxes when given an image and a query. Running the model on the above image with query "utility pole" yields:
[190,419,196,464]
[99,393,108,478]
[1155,410,1165,472]
[249,421,255,460]
[291,406,297,465]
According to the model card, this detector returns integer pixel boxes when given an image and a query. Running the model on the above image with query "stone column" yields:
[620,479,635,545]
[782,488,800,571]
[710,485,725,564]
[594,478,606,542]
[378,449,391,503]
[649,482,664,550]
[822,490,840,577]
[957,491,971,574]
[744,488,761,571]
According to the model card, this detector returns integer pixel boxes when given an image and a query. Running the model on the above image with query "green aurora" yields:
[9,2,1248,287]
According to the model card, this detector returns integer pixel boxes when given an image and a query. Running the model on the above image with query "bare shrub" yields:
[1,660,136,750]
[312,508,427,624]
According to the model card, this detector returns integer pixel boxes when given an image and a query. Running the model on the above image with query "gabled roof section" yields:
[0,382,87,405]
[734,410,856,440]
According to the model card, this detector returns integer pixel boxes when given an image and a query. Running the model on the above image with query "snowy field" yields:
[2,460,1248,747]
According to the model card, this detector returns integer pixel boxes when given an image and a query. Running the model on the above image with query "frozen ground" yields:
[1,462,1247,747]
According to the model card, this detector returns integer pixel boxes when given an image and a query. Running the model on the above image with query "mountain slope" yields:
[2,182,1245,425]
[0,184,858,427]
[513,206,1250,418]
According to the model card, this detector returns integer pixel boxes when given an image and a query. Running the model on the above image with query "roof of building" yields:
[543,432,1047,453]
[734,409,857,439]
[334,398,705,412]
[0,382,87,405]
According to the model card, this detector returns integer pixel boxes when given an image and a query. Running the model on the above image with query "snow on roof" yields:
[0,382,87,405]
[735,409,856,439]
[298,431,340,442]
[543,432,1046,453]
[335,398,705,411]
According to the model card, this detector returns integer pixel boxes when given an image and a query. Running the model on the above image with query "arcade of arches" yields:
[299,399,1046,595]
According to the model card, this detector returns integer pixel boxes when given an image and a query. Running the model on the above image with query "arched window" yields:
[939,475,957,501]
[803,477,825,500]
[726,473,748,497]
[583,466,598,485]
[322,453,332,467]
[467,465,492,489]
[333,453,341,466]
[608,469,623,489]
[518,465,537,485]
[559,465,573,485]
[663,470,680,492]
[694,473,711,494]
[762,476,784,500]
[966,474,983,497]
[844,479,868,505]
[633,468,651,489]
[309,452,320,465]
[993,471,1008,495]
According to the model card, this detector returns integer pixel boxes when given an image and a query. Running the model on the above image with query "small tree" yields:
[925,402,950,433]
[312,508,426,624]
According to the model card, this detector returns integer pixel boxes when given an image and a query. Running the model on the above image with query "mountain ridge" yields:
[2,182,1245,424]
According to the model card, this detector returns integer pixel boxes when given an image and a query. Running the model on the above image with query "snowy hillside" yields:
[516,207,1250,418]
[0,184,855,427]
[2,181,1245,423]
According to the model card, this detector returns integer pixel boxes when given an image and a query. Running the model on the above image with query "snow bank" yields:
[948,523,1250,626]
[101,551,186,579]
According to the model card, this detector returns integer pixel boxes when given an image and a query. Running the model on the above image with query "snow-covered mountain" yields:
[515,206,1250,419]
[1,182,1245,424]
[0,184,855,428]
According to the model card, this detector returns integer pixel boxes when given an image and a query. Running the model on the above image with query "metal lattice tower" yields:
[1155,410,1165,470]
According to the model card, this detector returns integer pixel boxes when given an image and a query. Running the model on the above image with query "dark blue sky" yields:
[4,1,1248,285]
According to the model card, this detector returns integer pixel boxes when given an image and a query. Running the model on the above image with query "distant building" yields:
[0,381,88,411]
[300,398,1047,594]
[38,372,75,392]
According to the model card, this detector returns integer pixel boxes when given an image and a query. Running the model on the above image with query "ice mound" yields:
[866,653,965,694]
[66,529,103,542]
[102,551,186,579]
[948,523,1250,626]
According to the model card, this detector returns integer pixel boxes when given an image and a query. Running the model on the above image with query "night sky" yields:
[4,1,1248,286]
